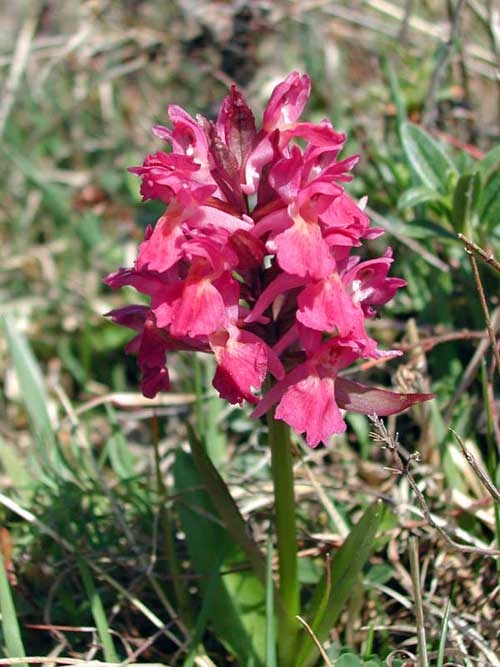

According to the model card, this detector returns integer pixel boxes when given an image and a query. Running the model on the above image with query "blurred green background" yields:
[0,1,499,665]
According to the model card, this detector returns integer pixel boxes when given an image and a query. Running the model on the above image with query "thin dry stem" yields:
[296,615,332,667]
[451,429,500,504]
[444,308,500,421]
[408,536,429,667]
[465,248,500,376]
[459,233,500,274]
[422,0,467,128]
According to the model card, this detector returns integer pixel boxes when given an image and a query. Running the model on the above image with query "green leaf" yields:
[103,405,136,480]
[1,316,70,487]
[0,555,27,667]
[380,55,407,129]
[364,563,393,586]
[400,122,457,193]
[174,450,266,667]
[298,556,322,585]
[336,654,363,667]
[398,186,443,210]
[187,424,267,584]
[2,316,54,451]
[78,560,119,663]
[403,218,457,241]
[451,171,482,234]
[297,501,385,667]
[479,144,500,180]
[478,168,500,232]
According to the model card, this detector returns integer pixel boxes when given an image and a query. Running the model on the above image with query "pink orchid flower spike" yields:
[105,71,434,446]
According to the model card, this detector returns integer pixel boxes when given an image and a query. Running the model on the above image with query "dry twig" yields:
[444,307,500,421]
[422,0,468,128]
[451,429,500,504]
[459,233,500,275]
[296,615,332,667]
[369,416,500,556]
[463,245,500,377]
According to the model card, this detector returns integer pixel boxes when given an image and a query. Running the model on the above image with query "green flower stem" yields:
[267,412,300,666]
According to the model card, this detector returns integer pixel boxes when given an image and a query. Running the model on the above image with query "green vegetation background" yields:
[0,1,499,665]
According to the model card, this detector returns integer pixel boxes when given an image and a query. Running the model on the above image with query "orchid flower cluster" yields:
[105,72,431,446]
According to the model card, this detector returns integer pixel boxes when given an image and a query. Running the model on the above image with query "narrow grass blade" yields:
[0,492,175,644]
[3,316,55,452]
[0,555,27,667]
[409,536,429,667]
[380,54,407,129]
[437,597,451,667]
[2,316,71,484]
[103,404,136,479]
[297,500,384,667]
[78,559,119,663]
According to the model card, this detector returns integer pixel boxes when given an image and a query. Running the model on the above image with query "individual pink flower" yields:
[342,248,406,317]
[270,340,359,446]
[106,306,170,398]
[262,72,311,133]
[210,325,283,405]
[105,71,434,446]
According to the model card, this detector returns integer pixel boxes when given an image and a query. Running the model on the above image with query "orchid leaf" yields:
[174,449,266,667]
[187,424,267,584]
[297,501,385,667]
